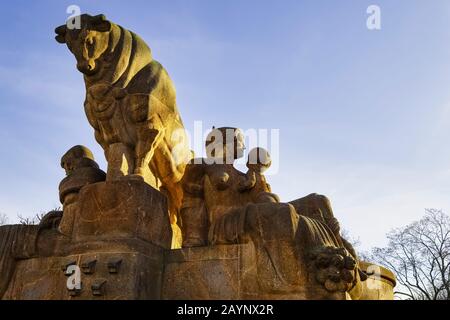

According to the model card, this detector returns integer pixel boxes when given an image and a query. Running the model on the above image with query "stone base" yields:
[162,244,258,300]
[162,244,350,300]
[1,179,172,300]
[4,243,396,300]
[0,179,396,300]
[3,244,164,300]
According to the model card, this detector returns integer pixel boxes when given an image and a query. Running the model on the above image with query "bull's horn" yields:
[90,14,111,32]
[92,14,107,22]
[54,25,67,44]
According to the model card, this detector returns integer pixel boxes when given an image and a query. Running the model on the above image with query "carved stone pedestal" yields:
[3,247,164,300]
[70,179,172,248]
[162,244,259,300]
[2,179,172,300]
[0,179,396,300]
[162,244,350,300]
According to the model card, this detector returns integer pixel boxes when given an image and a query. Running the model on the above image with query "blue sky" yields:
[1,0,450,250]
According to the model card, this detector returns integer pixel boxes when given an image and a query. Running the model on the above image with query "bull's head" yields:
[55,14,112,76]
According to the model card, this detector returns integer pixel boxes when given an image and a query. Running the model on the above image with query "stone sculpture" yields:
[59,145,106,236]
[0,14,395,300]
[55,14,191,235]
[178,127,366,298]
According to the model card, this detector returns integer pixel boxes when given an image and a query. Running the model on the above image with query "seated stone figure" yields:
[60,145,100,175]
[58,145,106,236]
[180,127,249,247]
[179,127,366,299]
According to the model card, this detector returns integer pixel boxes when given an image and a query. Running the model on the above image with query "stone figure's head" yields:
[61,145,99,175]
[55,14,113,76]
[247,147,271,173]
[205,127,245,163]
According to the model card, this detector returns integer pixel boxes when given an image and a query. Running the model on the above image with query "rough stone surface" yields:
[162,244,258,300]
[3,250,164,300]
[162,244,354,300]
[70,179,172,249]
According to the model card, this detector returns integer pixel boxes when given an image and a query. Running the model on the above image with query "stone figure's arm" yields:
[84,98,99,130]
[184,181,204,196]
[238,170,256,192]
[261,175,272,192]
[181,160,206,197]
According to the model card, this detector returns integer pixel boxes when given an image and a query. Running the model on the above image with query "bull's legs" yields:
[105,143,134,181]
[134,122,163,185]
[152,135,187,185]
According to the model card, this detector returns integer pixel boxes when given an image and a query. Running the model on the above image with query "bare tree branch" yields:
[369,209,450,300]
[0,212,8,226]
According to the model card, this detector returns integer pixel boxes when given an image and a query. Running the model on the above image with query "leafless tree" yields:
[17,212,46,225]
[341,228,372,261]
[16,208,62,226]
[0,212,8,226]
[341,228,361,248]
[370,209,450,300]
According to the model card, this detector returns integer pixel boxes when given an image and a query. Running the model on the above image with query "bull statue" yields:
[55,14,191,243]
